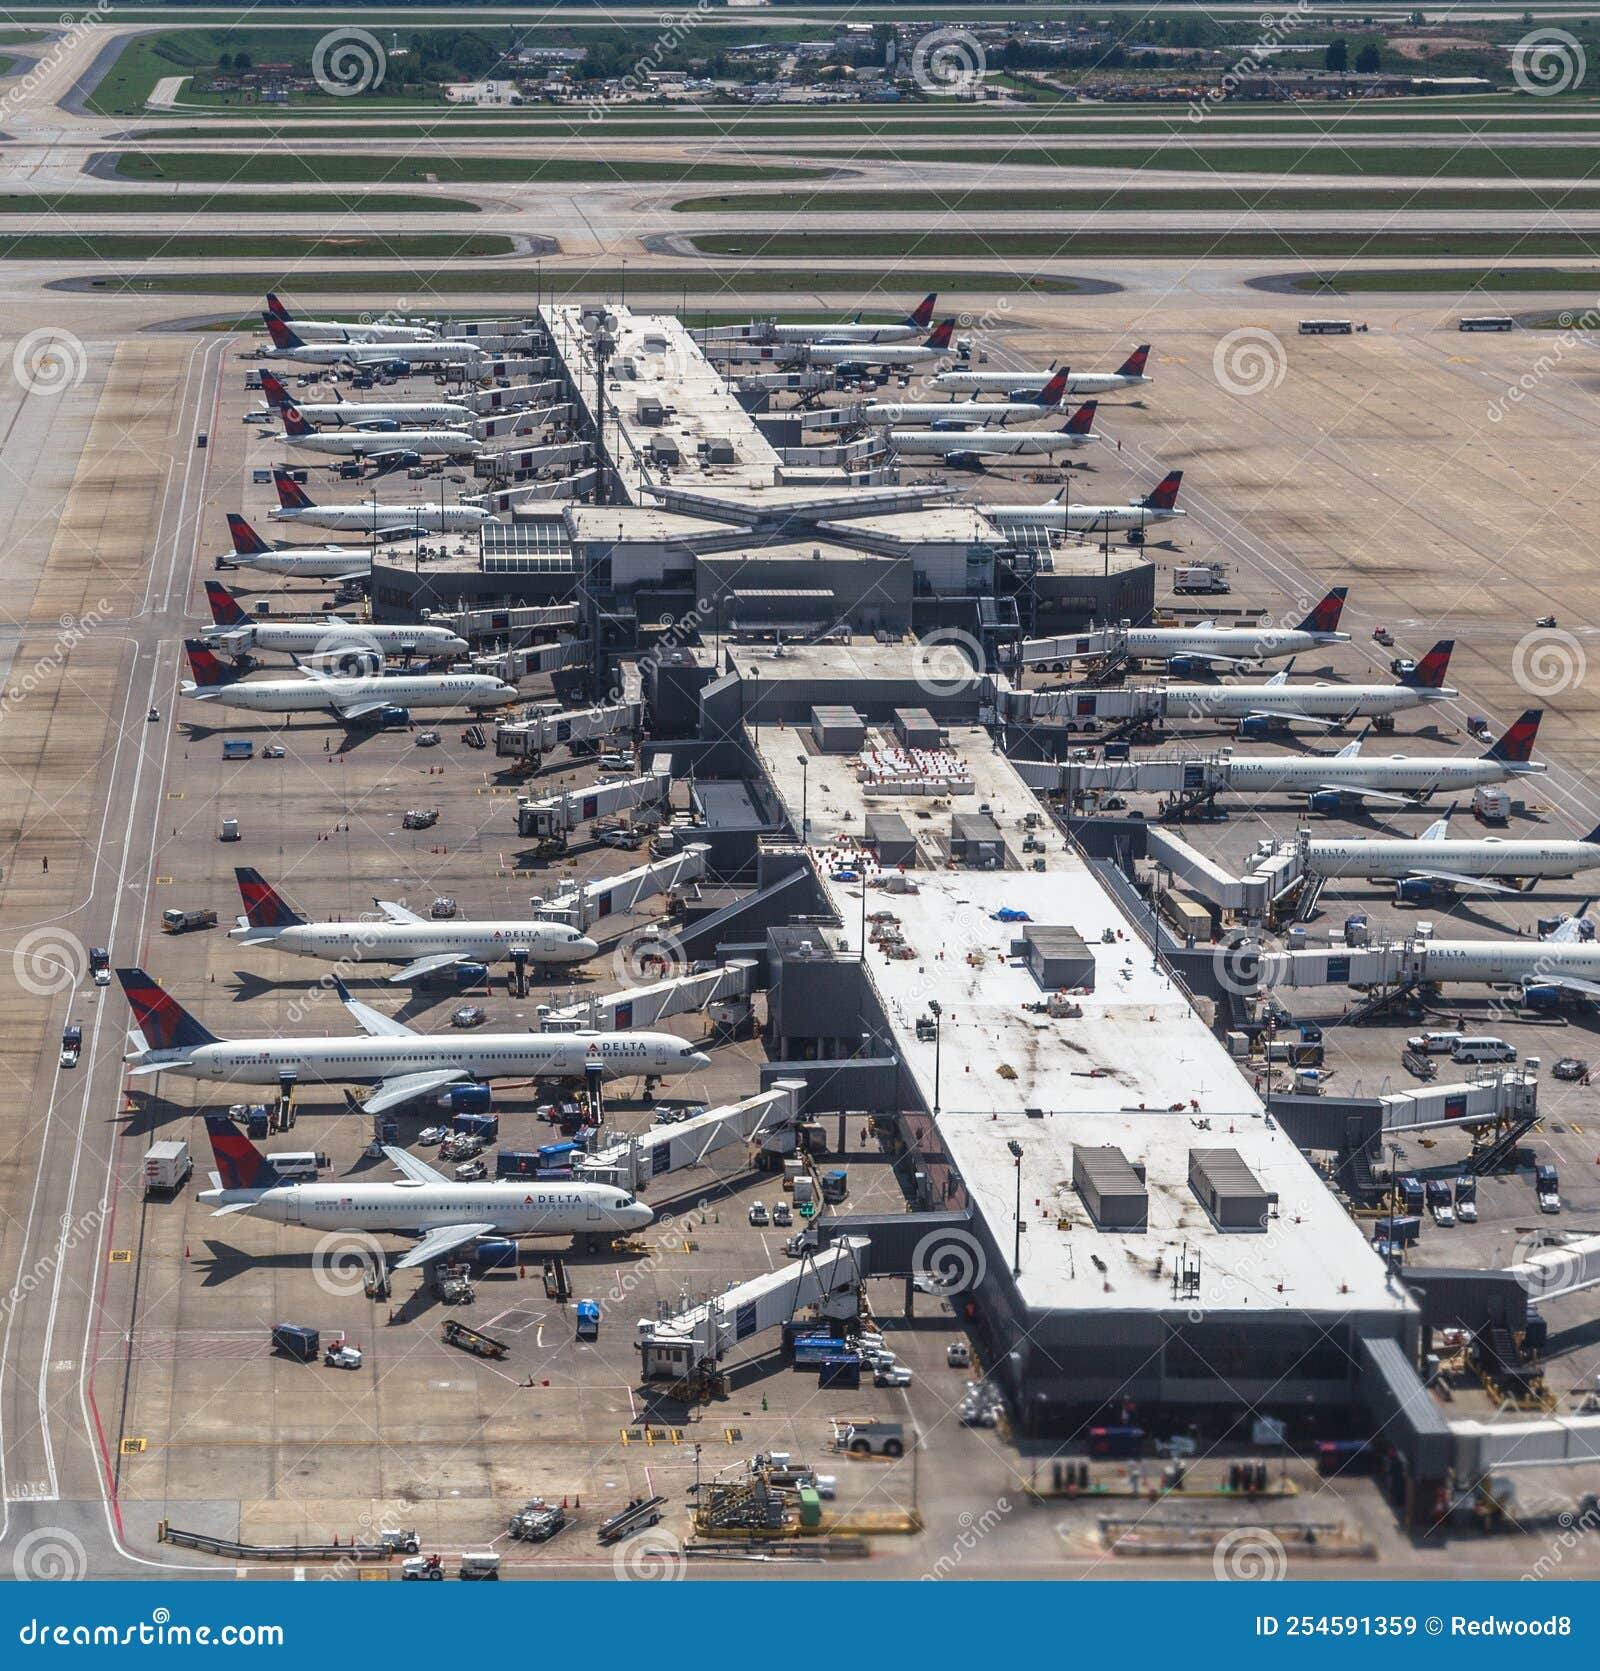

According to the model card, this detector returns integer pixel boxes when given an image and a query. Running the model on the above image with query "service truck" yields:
[143,1140,193,1196]
[162,907,218,934]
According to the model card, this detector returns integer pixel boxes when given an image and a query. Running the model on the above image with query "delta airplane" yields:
[231,868,596,981]
[1181,711,1547,810]
[978,469,1185,542]
[1020,588,1349,675]
[1300,810,1600,895]
[269,471,498,535]
[203,583,467,661]
[1165,641,1457,735]
[265,293,438,345]
[258,370,472,431]
[936,345,1153,397]
[263,317,499,370]
[118,969,710,1116]
[181,641,517,723]
[1260,905,1600,1003]
[218,514,375,581]
[199,1118,653,1265]
[761,292,937,345]
[889,403,1098,467]
[803,319,958,370]
[278,406,481,464]
[860,367,1073,427]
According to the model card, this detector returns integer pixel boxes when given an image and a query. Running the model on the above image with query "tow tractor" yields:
[1372,627,1394,648]
[59,1025,81,1069]
[401,1553,444,1581]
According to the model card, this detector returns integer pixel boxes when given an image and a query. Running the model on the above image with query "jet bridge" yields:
[517,765,671,842]
[494,699,641,766]
[474,440,590,481]
[1453,1416,1600,1477]
[1506,1234,1600,1302]
[533,843,709,931]
[578,1081,800,1192]
[636,1237,869,1382]
[1018,629,1124,667]
[1379,1068,1538,1135]
[540,958,756,1035]
[476,404,574,442]
[1145,826,1290,916]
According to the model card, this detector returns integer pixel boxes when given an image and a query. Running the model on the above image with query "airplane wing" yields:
[332,975,416,1038]
[1536,972,1600,998]
[387,952,466,984]
[1244,710,1345,730]
[382,1144,448,1185]
[1315,783,1416,805]
[1420,805,1456,842]
[333,569,371,586]
[392,1222,498,1271]
[359,1068,471,1116]
[374,899,427,927]
[1405,868,1529,895]
[332,697,395,723]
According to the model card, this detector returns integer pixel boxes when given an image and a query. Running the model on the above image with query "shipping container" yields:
[818,1354,861,1390]
[794,1336,847,1367]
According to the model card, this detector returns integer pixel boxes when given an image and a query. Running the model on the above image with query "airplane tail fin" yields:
[281,406,315,439]
[204,1115,285,1191]
[1140,469,1183,512]
[1400,640,1454,689]
[925,318,956,352]
[1581,821,1600,848]
[1117,344,1151,379]
[264,316,305,351]
[225,513,274,556]
[1296,586,1349,636]
[265,292,290,321]
[1063,400,1098,435]
[905,292,936,330]
[272,469,314,511]
[259,370,293,410]
[182,639,240,689]
[203,580,250,628]
[116,968,219,1053]
[1484,708,1542,764]
[1033,367,1071,407]
[235,867,305,930]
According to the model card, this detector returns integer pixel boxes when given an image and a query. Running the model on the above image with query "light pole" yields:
[928,999,942,1116]
[796,754,808,847]
[1007,1138,1023,1277]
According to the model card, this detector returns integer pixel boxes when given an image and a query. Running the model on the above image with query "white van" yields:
[266,1151,329,1181]
[1451,1036,1517,1064]
[1407,1031,1463,1056]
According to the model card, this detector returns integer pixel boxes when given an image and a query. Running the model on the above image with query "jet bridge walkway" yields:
[540,959,756,1035]
[578,1082,802,1192]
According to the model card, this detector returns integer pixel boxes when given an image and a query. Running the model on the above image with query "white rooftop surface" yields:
[753,721,1407,1319]
[724,636,982,687]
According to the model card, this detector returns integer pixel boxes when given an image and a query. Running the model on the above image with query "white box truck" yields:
[143,1140,192,1196]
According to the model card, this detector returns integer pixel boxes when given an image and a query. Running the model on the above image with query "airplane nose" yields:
[574,936,599,958]
[627,1204,654,1230]
[687,1051,712,1071]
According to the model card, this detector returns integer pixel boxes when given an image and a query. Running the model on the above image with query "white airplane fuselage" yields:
[269,503,496,534]
[203,1178,653,1237]
[236,920,596,967]
[182,672,516,715]
[890,429,1093,458]
[285,428,480,459]
[1167,682,1452,721]
[276,400,473,428]
[1308,836,1600,880]
[770,321,919,344]
[212,621,466,657]
[1218,753,1546,797]
[276,320,438,344]
[137,1029,709,1087]
[224,548,374,579]
[861,400,1058,427]
[937,369,1150,395]
[981,502,1184,533]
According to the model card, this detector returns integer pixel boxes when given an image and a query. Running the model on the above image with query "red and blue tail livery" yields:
[182,640,238,689]
[235,868,305,930]
[1484,709,1543,764]
[281,406,315,439]
[117,968,218,1052]
[1400,640,1454,690]
[1142,470,1183,512]
[273,469,315,511]
[1063,400,1098,435]
[259,371,293,410]
[1118,344,1151,379]
[904,292,937,331]
[205,1115,284,1191]
[265,293,291,321]
[203,581,250,628]
[226,513,274,556]
[1296,587,1349,637]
